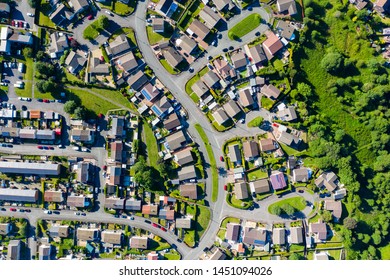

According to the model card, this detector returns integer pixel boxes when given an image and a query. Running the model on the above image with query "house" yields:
[276,0,297,15]
[314,252,329,260]
[201,71,220,89]
[261,84,281,100]
[226,223,241,242]
[245,44,267,66]
[108,166,121,185]
[243,140,259,160]
[354,0,368,10]
[374,0,390,13]
[104,197,125,209]
[293,168,309,183]
[272,228,285,245]
[130,236,148,249]
[223,100,241,118]
[235,181,248,200]
[110,141,123,163]
[310,222,328,242]
[0,223,11,235]
[77,228,99,241]
[116,52,138,74]
[19,129,36,140]
[7,240,21,260]
[156,0,178,18]
[290,227,303,244]
[277,106,297,121]
[76,162,91,183]
[239,89,254,108]
[166,130,186,151]
[334,188,347,200]
[192,80,209,100]
[67,195,89,208]
[159,196,175,207]
[231,52,247,70]
[152,18,165,33]
[242,227,267,247]
[159,206,175,220]
[0,188,38,203]
[213,57,236,80]
[199,6,222,29]
[269,171,287,190]
[107,34,131,58]
[36,130,55,141]
[89,57,110,75]
[179,183,197,199]
[0,3,10,18]
[101,231,123,246]
[142,204,159,215]
[287,156,296,170]
[259,138,277,152]
[65,51,86,75]
[229,144,242,166]
[315,172,338,192]
[174,147,194,166]
[209,247,226,260]
[127,71,149,91]
[49,4,74,27]
[71,129,94,144]
[177,35,197,56]
[125,199,142,211]
[0,161,60,176]
[277,131,301,147]
[163,112,181,131]
[250,179,270,195]
[175,217,192,229]
[140,83,161,104]
[151,95,173,118]
[109,117,125,139]
[69,0,90,14]
[178,165,197,181]
[44,190,64,203]
[262,31,284,60]
[49,225,70,238]
[39,244,51,260]
[324,200,342,221]
[163,47,184,68]
[212,108,230,125]
[49,32,69,58]
[147,251,159,260]
[213,0,235,11]
[276,21,296,41]
[187,20,210,41]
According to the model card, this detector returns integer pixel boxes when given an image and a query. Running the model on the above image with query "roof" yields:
[71,129,93,142]
[293,168,309,182]
[178,165,197,181]
[116,51,138,73]
[109,166,121,185]
[269,172,287,190]
[44,190,64,203]
[324,200,342,219]
[110,117,125,138]
[243,140,259,159]
[0,161,60,175]
[250,179,270,194]
[231,52,247,69]
[226,223,240,242]
[49,225,69,238]
[152,18,165,32]
[246,44,267,65]
[262,31,284,58]
[19,129,36,139]
[36,129,55,140]
[201,71,220,88]
[290,227,303,244]
[272,228,285,245]
[277,131,300,147]
[174,147,194,166]
[163,112,181,130]
[239,89,254,107]
[199,6,222,29]
[159,206,175,220]
[104,197,125,209]
[163,47,183,68]
[69,0,90,11]
[178,35,197,55]
[310,222,327,240]
[192,80,209,99]
[314,252,329,260]
[30,110,41,119]
[49,4,73,26]
[243,227,267,245]
[175,217,192,229]
[77,228,99,241]
[110,141,123,162]
[277,0,297,14]
[276,20,295,40]
[213,0,235,10]
[223,100,241,117]
[209,247,226,260]
[7,240,21,260]
[127,70,149,91]
[261,84,281,99]
[260,138,276,152]
[49,32,69,55]
[142,204,159,215]
[141,83,160,102]
[188,20,210,40]
[179,183,197,199]
[229,144,242,164]
[234,181,248,200]
[315,172,338,192]
[277,106,297,121]
[101,231,122,245]
[67,195,87,208]
[166,130,186,151]
[151,95,172,117]
[109,34,131,58]
[212,108,230,125]
[125,199,142,211]
[65,51,86,74]
[0,223,11,235]
[213,58,234,79]
[0,3,10,13]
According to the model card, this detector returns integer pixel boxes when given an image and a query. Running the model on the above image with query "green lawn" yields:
[261,96,274,110]
[196,205,211,240]
[247,116,264,128]
[113,0,136,16]
[110,27,137,47]
[142,120,159,168]
[247,168,268,181]
[228,14,262,40]
[185,67,208,98]
[15,58,33,98]
[146,26,172,45]
[194,124,219,202]
[160,59,179,75]
[220,217,240,228]
[83,24,100,40]
[380,244,390,260]
[217,229,226,240]
[279,143,301,156]
[268,197,306,215]
[227,193,253,210]
[164,253,181,260]
[38,1,56,28]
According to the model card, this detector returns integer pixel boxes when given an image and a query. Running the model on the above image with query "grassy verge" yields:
[220,217,240,228]
[194,124,218,202]
[15,58,33,98]
[146,25,172,45]
[160,59,179,74]
[113,0,136,16]
[247,168,268,181]
[247,116,264,128]
[142,119,159,168]
[228,14,261,40]
[268,197,306,215]
[38,1,56,28]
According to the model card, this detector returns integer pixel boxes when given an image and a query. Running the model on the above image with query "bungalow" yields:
[178,165,197,181]
[259,138,277,152]
[277,106,297,122]
[187,20,210,41]
[290,227,304,244]
[223,100,241,118]
[239,89,254,108]
[71,129,94,144]
[163,47,184,68]
[67,195,89,208]
[231,52,247,70]
[130,236,148,249]
[315,172,338,192]
[374,0,390,13]
[125,199,142,211]
[229,144,242,166]
[127,71,149,91]
[36,130,55,141]
[179,183,197,199]
[276,0,297,15]
[324,200,342,221]
[262,31,284,60]
[101,231,123,247]
[272,228,285,245]
[309,222,328,242]
[49,4,74,28]
[277,131,301,147]
[116,51,138,74]
[243,140,259,161]
[110,141,123,163]
[276,21,296,41]
[159,206,175,220]
[90,57,110,75]
[44,190,64,203]
[201,71,220,89]
[151,95,173,118]
[104,197,124,210]
[19,129,36,140]
[269,171,287,190]
[107,34,131,59]
[76,162,91,183]
[212,108,230,125]
[109,117,125,139]
[177,35,197,56]
[292,168,310,183]
[209,247,226,260]
[0,223,11,235]
[250,179,270,195]
[199,6,222,29]
[108,166,121,185]
[192,80,209,100]
[140,83,161,104]
[287,156,297,170]
[213,57,236,81]
[166,130,186,151]
[7,240,21,260]
[77,228,99,242]
[142,204,159,216]
[49,225,69,238]
[174,147,194,166]
[49,32,69,58]
[243,227,267,247]
[163,112,181,131]
[226,223,241,242]
[314,252,329,260]
[65,51,87,75]
[261,84,281,100]
[245,44,267,67]
[176,217,192,229]
[234,181,248,199]
[213,0,235,11]
[152,18,165,33]
[69,0,90,15]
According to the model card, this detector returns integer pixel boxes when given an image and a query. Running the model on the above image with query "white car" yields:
[72,146,80,151]
[27,13,34,17]
[105,10,112,16]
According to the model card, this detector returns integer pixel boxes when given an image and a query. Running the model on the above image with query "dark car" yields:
[152,223,158,228]
[177,239,182,243]
[48,147,54,150]
[161,227,167,232]
[114,214,119,218]
[219,156,224,162]
[1,143,6,147]
[0,208,6,211]
[208,56,213,60]
[121,215,127,219]
[19,209,25,212]
[223,48,228,52]
[21,105,27,111]
[7,144,13,148]
[298,190,304,193]
[255,31,261,37]
[10,208,17,211]
[24,209,31,212]
[145,220,151,224]
[53,211,60,214]
[229,46,234,50]
[43,146,49,150]
[81,213,86,216]
[37,99,43,102]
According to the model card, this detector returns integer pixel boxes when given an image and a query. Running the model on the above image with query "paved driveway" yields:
[11,0,36,32]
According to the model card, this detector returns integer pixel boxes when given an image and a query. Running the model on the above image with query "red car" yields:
[37,145,43,149]
[224,185,227,191]
[152,223,158,228]
[161,227,167,232]
[48,147,54,150]
[11,20,15,26]
[220,156,224,162]
[102,165,107,171]
[10,208,17,212]
[87,15,93,20]
[18,21,23,28]
[43,99,50,103]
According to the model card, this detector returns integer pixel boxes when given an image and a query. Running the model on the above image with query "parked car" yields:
[219,156,224,162]
[0,208,6,211]
[161,227,167,232]
[10,208,17,212]
[87,14,93,20]
[75,212,80,215]
[81,213,86,216]
[37,145,43,149]
[48,147,54,150]
[152,223,158,228]
[24,209,31,213]
[145,220,151,224]
[37,99,43,102]
[19,209,24,212]
[224,185,227,191]
[27,13,34,17]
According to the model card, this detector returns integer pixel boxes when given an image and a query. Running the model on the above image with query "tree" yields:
[297,83,313,100]
[36,51,47,61]
[97,15,109,31]
[64,100,78,114]
[334,129,345,143]
[282,204,295,216]
[372,232,382,245]
[289,253,304,260]
[36,80,56,93]
[322,210,333,223]
[23,47,33,58]
[74,107,86,120]
[344,217,358,230]
[273,205,282,216]
[321,52,344,74]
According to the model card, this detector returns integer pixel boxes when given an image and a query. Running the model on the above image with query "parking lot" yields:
[2,60,25,99]
[11,0,36,32]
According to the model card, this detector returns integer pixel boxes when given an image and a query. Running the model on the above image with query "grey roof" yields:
[293,168,309,182]
[277,106,297,121]
[277,131,300,147]
[212,108,230,125]
[163,113,181,130]
[65,51,86,74]
[110,141,123,162]
[229,144,242,164]
[125,199,142,211]
[226,223,240,242]
[127,70,149,91]
[261,84,280,99]
[104,197,125,209]
[0,188,38,202]
[277,0,297,14]
[166,130,186,151]
[77,162,90,183]
[101,230,123,245]
[231,52,247,69]
[49,225,69,238]
[315,172,338,192]
[110,117,125,138]
[36,129,55,140]
[239,89,254,107]
[69,0,90,12]
[178,165,197,181]
[310,222,327,240]
[199,6,222,28]
[90,57,110,74]
[259,138,276,152]
[213,0,235,10]
[152,18,165,32]
[116,51,138,73]
[109,166,121,185]
[163,47,184,68]
[175,217,192,229]
[130,236,148,249]
[178,35,197,55]
[209,247,226,260]
[7,240,21,260]
[49,4,73,26]
[290,227,303,244]
[276,20,296,40]
[192,80,209,99]
[250,179,270,194]
[174,147,194,166]
[67,195,87,208]
[77,228,99,241]
[223,100,241,118]
[109,34,131,58]
[188,20,210,40]
[0,3,10,13]
[324,200,342,219]
[243,140,259,159]
[272,228,285,245]
[234,181,248,199]
[71,129,93,142]
[243,227,267,245]
[246,44,267,64]
[201,71,220,88]
[49,32,69,55]
[39,244,51,260]
[0,161,60,175]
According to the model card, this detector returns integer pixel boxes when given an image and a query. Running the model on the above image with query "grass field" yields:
[38,1,56,28]
[15,58,33,98]
[228,14,261,40]
[142,119,159,168]
[196,205,211,240]
[113,0,136,16]
[194,124,219,202]
[83,24,100,40]
[247,116,264,128]
[146,26,172,45]
[268,197,306,215]
[164,253,181,260]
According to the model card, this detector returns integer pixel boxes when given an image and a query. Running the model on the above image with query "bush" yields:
[321,52,344,74]
[64,100,78,114]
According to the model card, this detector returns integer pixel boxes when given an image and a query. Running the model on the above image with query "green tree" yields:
[97,15,109,31]
[297,83,313,100]
[343,217,358,230]
[64,100,78,114]
[322,210,333,223]
[320,52,344,74]
[36,51,47,61]
[23,47,33,58]
[73,107,86,120]
[372,232,382,245]
[334,129,345,143]
[282,204,295,216]
[273,205,282,216]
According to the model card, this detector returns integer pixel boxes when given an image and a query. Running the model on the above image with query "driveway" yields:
[11,0,36,32]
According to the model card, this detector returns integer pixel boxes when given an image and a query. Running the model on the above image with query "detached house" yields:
[229,144,242,166]
[179,183,198,200]
[192,80,209,100]
[324,200,342,221]
[69,0,90,15]
[177,35,197,57]
[231,52,247,70]
[239,89,254,108]
[107,34,131,59]
[269,171,287,191]
[65,51,87,75]
[234,181,248,199]
[245,44,267,67]
[163,47,184,68]
[199,6,222,29]
[187,20,210,41]
[310,222,328,243]
[292,168,310,183]
[374,0,390,13]
[201,71,220,89]
[276,0,297,15]
[243,227,267,248]
[152,18,165,33]
[261,84,281,100]
[262,31,284,60]
[226,223,241,242]
[49,32,68,58]
[223,100,241,118]
[213,0,235,11]
[243,140,259,161]
[259,138,277,152]
[212,108,230,126]
[315,172,339,192]
[49,4,74,28]
[116,51,138,74]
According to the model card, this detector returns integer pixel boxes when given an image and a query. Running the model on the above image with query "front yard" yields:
[247,168,268,181]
